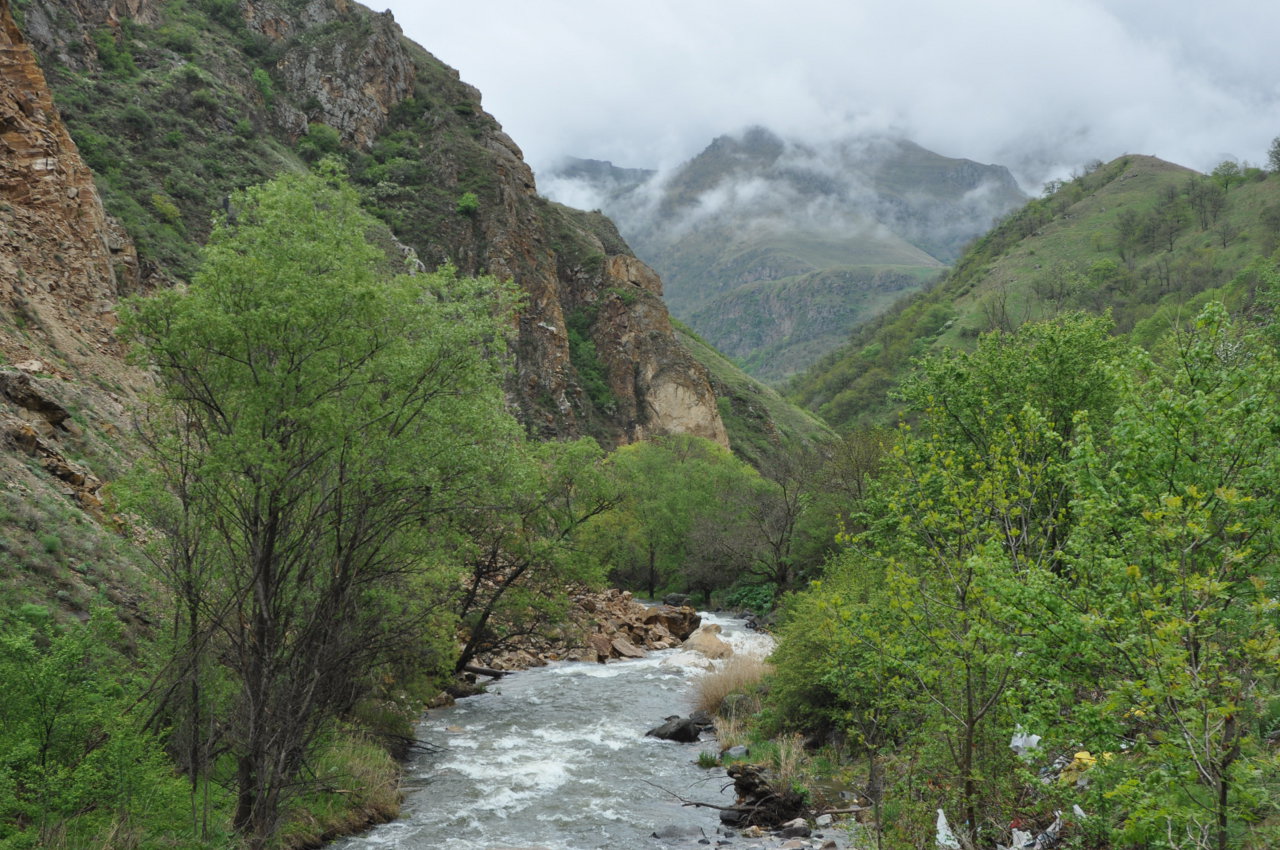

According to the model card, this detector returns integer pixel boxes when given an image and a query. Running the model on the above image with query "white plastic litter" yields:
[1010,725,1042,758]
[936,808,961,849]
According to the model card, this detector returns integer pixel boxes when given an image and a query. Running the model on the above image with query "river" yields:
[329,614,818,850]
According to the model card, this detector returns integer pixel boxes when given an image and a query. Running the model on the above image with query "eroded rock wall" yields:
[0,0,138,376]
[246,0,417,148]
[0,0,144,525]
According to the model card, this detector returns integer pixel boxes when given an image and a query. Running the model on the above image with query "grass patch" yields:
[275,730,402,849]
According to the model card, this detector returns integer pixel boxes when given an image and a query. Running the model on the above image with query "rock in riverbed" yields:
[645,715,702,742]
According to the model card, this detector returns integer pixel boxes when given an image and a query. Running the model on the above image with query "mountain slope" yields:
[550,127,1025,381]
[793,154,1280,428]
[16,0,728,449]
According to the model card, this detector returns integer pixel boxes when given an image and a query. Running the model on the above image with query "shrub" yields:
[150,192,183,225]
[723,583,775,614]
[91,29,137,77]
[455,190,479,216]
[37,532,62,555]
[298,122,342,162]
[251,67,274,106]
[200,0,242,29]
[119,103,154,134]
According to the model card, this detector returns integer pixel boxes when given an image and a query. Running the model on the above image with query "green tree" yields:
[1267,135,1280,173]
[1211,159,1244,191]
[120,165,519,848]
[1065,305,1280,850]
[594,435,760,599]
[451,437,616,672]
[770,315,1126,844]
[0,608,189,848]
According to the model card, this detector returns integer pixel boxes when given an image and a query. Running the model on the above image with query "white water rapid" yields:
[329,614,790,850]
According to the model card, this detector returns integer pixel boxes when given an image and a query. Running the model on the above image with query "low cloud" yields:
[383,0,1280,191]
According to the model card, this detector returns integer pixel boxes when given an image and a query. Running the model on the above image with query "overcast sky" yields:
[378,0,1280,191]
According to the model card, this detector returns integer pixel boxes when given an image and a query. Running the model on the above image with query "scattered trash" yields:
[1039,754,1070,784]
[1058,751,1097,786]
[935,808,961,849]
[1032,812,1063,849]
[1010,726,1042,758]
[999,811,1063,849]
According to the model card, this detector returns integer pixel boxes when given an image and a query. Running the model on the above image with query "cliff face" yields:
[0,0,143,521]
[0,0,138,376]
[244,0,417,148]
[17,0,726,449]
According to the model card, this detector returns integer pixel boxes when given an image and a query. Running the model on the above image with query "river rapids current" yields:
[330,614,787,850]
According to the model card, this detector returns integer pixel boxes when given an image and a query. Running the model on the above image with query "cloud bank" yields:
[381,0,1280,190]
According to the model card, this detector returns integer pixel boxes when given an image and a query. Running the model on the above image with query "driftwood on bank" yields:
[647,763,807,828]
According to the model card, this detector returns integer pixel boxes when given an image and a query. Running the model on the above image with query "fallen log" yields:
[462,664,511,679]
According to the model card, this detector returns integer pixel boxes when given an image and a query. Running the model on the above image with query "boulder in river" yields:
[585,633,614,662]
[683,624,734,659]
[645,715,702,743]
[651,824,707,841]
[776,817,812,838]
[611,636,647,658]
[643,605,702,641]
[659,650,716,671]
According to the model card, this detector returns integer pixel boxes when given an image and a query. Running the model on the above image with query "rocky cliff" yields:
[13,0,727,449]
[0,0,139,376]
[0,0,154,619]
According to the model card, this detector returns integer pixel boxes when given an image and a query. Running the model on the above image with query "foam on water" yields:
[329,613,769,850]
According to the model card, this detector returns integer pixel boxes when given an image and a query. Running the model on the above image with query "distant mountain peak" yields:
[546,127,1027,382]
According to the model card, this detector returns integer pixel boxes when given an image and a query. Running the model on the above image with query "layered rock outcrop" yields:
[0,0,139,377]
[0,0,144,523]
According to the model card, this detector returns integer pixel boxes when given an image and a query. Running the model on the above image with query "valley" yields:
[0,1,1278,849]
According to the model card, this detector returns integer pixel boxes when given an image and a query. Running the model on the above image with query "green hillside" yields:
[688,264,937,382]
[793,154,1280,428]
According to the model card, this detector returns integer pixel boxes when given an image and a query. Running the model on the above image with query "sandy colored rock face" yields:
[0,0,142,381]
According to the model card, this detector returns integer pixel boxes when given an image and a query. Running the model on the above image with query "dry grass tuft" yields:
[713,714,748,752]
[771,733,807,788]
[690,653,773,718]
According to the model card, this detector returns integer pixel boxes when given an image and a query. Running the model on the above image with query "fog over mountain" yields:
[535,127,1026,382]
[385,0,1280,191]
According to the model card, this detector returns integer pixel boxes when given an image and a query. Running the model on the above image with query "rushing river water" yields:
[330,614,779,850]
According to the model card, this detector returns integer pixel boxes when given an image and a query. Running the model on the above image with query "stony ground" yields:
[474,588,704,671]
